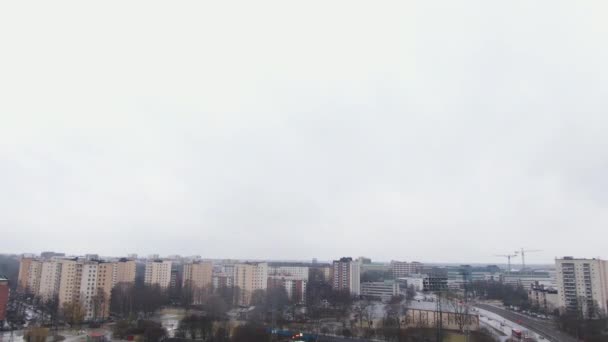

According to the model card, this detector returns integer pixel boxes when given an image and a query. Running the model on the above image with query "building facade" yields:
[38,260,63,301]
[528,283,559,314]
[391,261,423,278]
[555,257,608,317]
[232,262,268,306]
[267,275,307,304]
[361,280,400,301]
[183,261,213,304]
[332,257,361,296]
[0,276,8,324]
[144,260,173,289]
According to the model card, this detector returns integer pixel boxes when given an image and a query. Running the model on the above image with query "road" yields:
[475,303,576,342]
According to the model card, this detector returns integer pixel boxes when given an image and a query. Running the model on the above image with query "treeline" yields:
[468,280,529,308]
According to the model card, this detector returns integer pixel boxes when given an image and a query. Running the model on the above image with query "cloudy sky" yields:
[1,1,607,264]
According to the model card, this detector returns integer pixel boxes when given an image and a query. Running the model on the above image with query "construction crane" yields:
[495,253,518,274]
[518,248,542,271]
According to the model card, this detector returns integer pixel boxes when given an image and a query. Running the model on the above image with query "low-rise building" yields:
[361,280,400,301]
[405,301,480,332]
[528,283,559,314]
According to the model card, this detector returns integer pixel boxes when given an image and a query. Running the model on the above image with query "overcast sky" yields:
[1,1,608,264]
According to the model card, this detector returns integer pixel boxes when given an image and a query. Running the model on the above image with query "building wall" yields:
[183,261,213,304]
[17,257,34,293]
[233,263,267,306]
[144,260,173,289]
[267,275,307,304]
[556,257,608,317]
[26,260,43,296]
[0,277,8,322]
[332,258,361,295]
[361,281,399,300]
[38,260,62,301]
[113,259,136,285]
[268,266,309,280]
[58,259,83,309]
[391,261,423,278]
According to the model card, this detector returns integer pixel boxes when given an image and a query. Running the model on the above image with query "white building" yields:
[268,264,309,281]
[555,257,608,317]
[332,257,361,296]
[361,281,400,301]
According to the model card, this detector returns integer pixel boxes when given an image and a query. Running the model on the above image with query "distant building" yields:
[555,257,608,317]
[113,258,136,285]
[502,271,555,289]
[332,257,361,296]
[423,273,448,292]
[268,263,309,281]
[212,273,233,289]
[38,260,63,301]
[361,280,400,301]
[40,251,65,259]
[267,275,307,304]
[17,257,36,293]
[398,274,425,291]
[233,262,268,306]
[390,261,423,278]
[528,283,559,314]
[183,261,213,304]
[0,276,8,324]
[144,260,173,289]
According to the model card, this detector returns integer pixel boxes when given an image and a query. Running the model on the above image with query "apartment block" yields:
[112,258,136,285]
[58,259,84,309]
[332,257,361,296]
[183,261,213,289]
[144,260,173,289]
[38,260,63,301]
[556,257,608,317]
[528,283,559,314]
[79,261,114,320]
[233,262,268,306]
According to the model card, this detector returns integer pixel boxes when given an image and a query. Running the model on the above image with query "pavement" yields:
[475,303,576,342]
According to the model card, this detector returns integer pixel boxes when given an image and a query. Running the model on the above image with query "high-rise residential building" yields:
[25,259,43,296]
[0,276,8,324]
[38,260,63,301]
[390,260,423,278]
[332,257,361,295]
[79,261,114,320]
[555,257,608,317]
[232,262,268,306]
[183,261,213,290]
[112,258,136,285]
[183,261,213,304]
[144,260,172,289]
[17,257,35,293]
[58,259,84,309]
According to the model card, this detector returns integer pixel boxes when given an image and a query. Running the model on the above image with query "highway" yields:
[475,303,576,342]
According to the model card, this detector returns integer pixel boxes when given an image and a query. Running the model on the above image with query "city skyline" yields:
[2,1,608,263]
